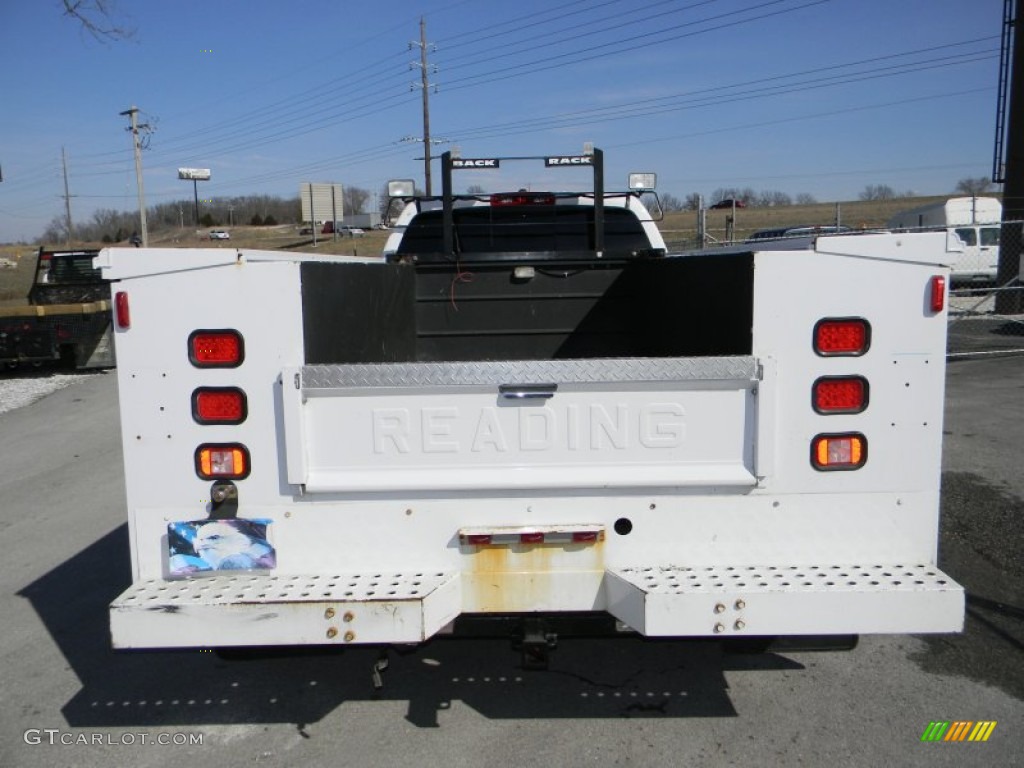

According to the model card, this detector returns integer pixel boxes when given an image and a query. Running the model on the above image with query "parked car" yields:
[322,221,366,236]
[710,198,747,210]
[208,230,230,240]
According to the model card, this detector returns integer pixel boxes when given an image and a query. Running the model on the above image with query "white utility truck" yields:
[888,196,1002,284]
[101,149,963,665]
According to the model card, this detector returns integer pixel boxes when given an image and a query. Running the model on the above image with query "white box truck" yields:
[99,149,964,665]
[888,197,1002,284]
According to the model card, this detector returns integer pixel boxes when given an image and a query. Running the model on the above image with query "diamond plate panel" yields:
[301,356,757,389]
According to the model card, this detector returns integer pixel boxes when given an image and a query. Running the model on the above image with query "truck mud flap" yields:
[604,563,964,636]
[110,571,461,649]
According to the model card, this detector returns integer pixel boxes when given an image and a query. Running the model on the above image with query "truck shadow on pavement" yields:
[20,524,806,729]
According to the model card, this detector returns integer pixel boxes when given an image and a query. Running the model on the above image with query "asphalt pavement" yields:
[0,359,1021,768]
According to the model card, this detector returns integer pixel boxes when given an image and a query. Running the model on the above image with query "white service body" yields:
[99,233,964,649]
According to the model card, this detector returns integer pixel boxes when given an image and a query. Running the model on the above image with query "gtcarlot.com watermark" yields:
[24,729,203,746]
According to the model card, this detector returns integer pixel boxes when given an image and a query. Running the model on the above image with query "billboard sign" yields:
[178,168,211,180]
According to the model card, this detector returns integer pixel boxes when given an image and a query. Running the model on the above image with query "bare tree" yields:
[684,193,702,211]
[795,193,817,205]
[343,186,371,215]
[955,176,994,195]
[658,193,686,212]
[757,190,792,207]
[859,184,896,201]
[61,0,134,41]
[466,185,486,195]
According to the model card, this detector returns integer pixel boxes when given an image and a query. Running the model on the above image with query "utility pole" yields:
[120,105,150,246]
[61,146,74,245]
[411,18,436,195]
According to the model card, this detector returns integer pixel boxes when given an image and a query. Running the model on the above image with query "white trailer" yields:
[888,197,1002,283]
[100,151,963,660]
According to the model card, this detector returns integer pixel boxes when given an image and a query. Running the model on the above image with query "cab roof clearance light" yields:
[490,192,556,206]
[195,444,250,480]
[811,434,867,471]
[813,376,869,414]
[192,388,247,425]
[814,318,870,357]
[189,329,244,368]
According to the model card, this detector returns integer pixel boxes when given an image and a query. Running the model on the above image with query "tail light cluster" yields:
[189,330,250,480]
[811,318,869,471]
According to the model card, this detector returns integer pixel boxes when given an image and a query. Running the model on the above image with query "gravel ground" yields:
[0,369,98,415]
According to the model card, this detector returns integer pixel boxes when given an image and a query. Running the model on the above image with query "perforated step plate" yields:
[605,563,964,637]
[110,571,461,648]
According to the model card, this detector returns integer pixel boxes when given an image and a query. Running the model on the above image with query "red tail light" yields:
[930,276,946,313]
[115,291,130,329]
[195,444,250,479]
[814,318,870,356]
[192,388,247,424]
[189,330,244,368]
[490,192,556,206]
[811,434,867,471]
[813,376,868,414]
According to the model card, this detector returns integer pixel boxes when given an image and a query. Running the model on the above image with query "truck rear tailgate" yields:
[283,357,760,493]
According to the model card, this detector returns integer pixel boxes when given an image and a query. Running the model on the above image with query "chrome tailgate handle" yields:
[498,383,558,401]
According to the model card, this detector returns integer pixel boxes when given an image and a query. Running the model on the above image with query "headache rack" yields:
[387,148,665,264]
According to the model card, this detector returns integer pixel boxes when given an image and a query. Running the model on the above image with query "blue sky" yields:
[0,0,1004,242]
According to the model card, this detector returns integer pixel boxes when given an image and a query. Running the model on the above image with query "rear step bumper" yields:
[110,571,462,648]
[110,564,963,648]
[605,563,964,636]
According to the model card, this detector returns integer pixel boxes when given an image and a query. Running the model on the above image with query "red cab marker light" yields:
[930,275,946,313]
[465,534,492,546]
[813,318,870,356]
[115,291,130,329]
[491,191,557,205]
[572,531,600,543]
[192,388,247,424]
[195,443,250,480]
[520,532,545,544]
[811,434,867,471]
[813,376,869,414]
[189,329,244,368]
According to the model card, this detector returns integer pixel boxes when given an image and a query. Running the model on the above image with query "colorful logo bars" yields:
[920,721,997,742]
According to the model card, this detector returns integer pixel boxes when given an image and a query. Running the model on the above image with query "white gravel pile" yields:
[0,371,92,415]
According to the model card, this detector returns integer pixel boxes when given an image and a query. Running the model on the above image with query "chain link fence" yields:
[945,219,1024,357]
